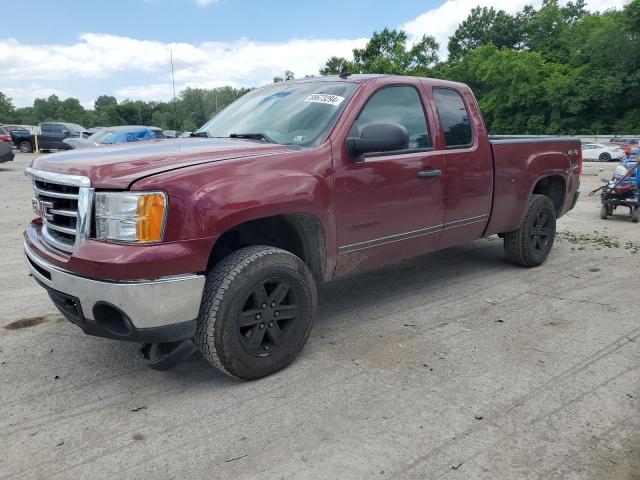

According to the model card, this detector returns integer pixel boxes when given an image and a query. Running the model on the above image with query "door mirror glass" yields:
[346,123,409,160]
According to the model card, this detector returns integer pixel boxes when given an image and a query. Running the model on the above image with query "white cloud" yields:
[115,79,236,102]
[0,84,71,106]
[194,0,219,6]
[0,34,211,81]
[0,34,366,105]
[584,0,628,11]
[0,0,628,106]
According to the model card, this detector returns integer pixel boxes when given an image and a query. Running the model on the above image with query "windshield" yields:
[197,81,358,147]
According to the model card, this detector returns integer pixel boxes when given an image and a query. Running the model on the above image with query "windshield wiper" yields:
[229,132,276,144]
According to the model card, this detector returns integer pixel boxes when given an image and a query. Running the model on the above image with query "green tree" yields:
[178,88,209,127]
[94,95,118,112]
[520,0,588,62]
[323,2,639,135]
[181,119,198,132]
[320,28,439,76]
[57,97,88,125]
[448,7,522,61]
[0,92,16,123]
[31,95,62,123]
[624,0,640,35]
[273,70,295,83]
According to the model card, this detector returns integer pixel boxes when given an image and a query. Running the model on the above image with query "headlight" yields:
[95,191,167,243]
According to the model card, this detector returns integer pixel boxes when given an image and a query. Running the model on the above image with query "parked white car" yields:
[581,143,625,162]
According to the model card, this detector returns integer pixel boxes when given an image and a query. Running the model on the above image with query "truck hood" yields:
[31,138,294,189]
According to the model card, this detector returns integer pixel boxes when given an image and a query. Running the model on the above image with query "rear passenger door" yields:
[428,86,493,248]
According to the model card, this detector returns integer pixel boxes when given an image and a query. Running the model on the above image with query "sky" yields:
[0,0,628,108]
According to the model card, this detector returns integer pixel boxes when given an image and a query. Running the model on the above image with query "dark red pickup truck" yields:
[24,75,581,379]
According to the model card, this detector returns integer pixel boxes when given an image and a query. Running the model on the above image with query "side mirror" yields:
[345,123,409,161]
[62,129,69,135]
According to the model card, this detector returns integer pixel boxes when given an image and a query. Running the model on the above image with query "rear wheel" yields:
[195,246,317,380]
[599,152,611,162]
[18,141,33,153]
[504,194,557,267]
[600,204,609,219]
[632,207,639,223]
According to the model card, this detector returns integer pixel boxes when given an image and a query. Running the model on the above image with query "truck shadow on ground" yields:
[52,238,513,384]
[161,237,512,382]
[317,238,508,321]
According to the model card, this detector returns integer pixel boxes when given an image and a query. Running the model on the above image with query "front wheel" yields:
[195,246,317,380]
[599,153,611,162]
[632,207,639,223]
[504,194,557,267]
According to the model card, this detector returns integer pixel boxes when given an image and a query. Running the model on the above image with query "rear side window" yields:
[354,86,432,150]
[433,88,473,149]
[41,124,52,133]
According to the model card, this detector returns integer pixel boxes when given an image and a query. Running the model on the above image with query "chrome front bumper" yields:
[24,242,205,331]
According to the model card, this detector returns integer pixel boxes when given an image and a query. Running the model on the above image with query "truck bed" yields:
[485,136,581,236]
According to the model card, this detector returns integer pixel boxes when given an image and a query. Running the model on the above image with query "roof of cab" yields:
[270,74,469,90]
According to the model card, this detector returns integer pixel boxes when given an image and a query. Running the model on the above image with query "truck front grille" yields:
[26,169,93,252]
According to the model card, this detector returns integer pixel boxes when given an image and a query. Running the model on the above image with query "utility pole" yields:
[170,49,178,130]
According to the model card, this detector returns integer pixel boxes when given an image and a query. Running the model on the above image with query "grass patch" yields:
[558,230,639,254]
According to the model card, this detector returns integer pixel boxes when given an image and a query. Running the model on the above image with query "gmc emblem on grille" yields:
[32,198,55,221]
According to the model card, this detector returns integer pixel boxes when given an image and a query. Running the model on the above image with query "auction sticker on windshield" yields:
[304,94,345,106]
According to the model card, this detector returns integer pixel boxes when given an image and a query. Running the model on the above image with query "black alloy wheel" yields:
[530,209,551,255]
[238,279,299,356]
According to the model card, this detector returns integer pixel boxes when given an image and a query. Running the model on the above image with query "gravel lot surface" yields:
[1,152,638,479]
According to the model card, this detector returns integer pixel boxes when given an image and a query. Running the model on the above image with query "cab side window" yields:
[354,86,431,151]
[433,88,473,149]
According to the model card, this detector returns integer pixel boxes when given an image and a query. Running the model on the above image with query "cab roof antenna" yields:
[339,66,351,79]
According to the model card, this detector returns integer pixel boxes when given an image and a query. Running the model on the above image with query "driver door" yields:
[332,82,445,277]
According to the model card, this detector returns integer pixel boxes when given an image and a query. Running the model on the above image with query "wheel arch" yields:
[531,175,566,217]
[207,213,328,282]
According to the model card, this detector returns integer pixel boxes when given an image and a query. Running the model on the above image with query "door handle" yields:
[418,169,442,178]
